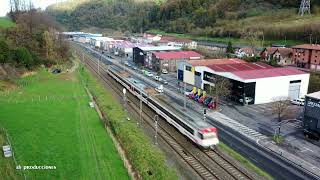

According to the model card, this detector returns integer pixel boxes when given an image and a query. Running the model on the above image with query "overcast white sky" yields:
[0,0,66,16]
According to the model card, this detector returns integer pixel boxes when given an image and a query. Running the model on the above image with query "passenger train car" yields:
[107,67,219,148]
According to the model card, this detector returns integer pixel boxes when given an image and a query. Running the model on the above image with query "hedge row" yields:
[79,65,177,180]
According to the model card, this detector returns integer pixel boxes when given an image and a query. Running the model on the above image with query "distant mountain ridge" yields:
[46,0,320,43]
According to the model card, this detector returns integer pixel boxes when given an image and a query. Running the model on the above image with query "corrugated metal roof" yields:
[189,58,246,66]
[139,46,181,51]
[232,67,307,80]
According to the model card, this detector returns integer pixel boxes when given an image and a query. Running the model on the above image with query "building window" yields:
[195,71,201,76]
[186,66,192,71]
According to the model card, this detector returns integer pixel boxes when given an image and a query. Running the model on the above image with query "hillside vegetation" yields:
[47,0,320,44]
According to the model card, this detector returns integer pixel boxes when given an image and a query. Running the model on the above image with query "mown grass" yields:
[78,61,177,180]
[0,17,16,28]
[0,128,24,179]
[0,69,129,179]
[218,142,274,180]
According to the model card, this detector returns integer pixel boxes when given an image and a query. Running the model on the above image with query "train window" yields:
[148,98,194,135]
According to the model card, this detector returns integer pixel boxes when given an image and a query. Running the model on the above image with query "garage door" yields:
[178,70,183,81]
[288,80,301,99]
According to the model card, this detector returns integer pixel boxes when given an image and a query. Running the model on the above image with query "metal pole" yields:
[98,58,100,75]
[154,115,159,145]
[139,90,143,127]
[183,82,186,110]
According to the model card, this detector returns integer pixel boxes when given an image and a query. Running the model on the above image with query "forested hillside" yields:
[46,0,320,43]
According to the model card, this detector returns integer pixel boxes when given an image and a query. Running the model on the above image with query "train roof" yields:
[124,77,215,132]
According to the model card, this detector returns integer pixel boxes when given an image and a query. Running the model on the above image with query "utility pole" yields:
[154,115,159,145]
[139,90,143,127]
[123,88,127,122]
[183,82,187,111]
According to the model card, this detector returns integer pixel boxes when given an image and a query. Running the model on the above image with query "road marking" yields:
[301,147,313,153]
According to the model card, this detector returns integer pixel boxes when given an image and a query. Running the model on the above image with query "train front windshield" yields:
[199,132,217,139]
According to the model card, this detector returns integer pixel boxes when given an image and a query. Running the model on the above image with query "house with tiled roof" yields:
[260,47,293,65]
[292,44,320,71]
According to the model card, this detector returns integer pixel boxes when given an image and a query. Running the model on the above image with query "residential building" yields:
[152,51,203,72]
[178,58,309,104]
[292,44,320,71]
[260,47,293,65]
[133,46,181,68]
[236,47,257,58]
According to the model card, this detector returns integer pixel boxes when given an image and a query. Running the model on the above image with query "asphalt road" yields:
[77,43,319,180]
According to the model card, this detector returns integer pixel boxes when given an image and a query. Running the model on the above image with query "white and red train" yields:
[107,67,219,148]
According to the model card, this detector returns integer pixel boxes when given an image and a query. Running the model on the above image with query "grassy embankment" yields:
[0,17,16,28]
[78,60,177,180]
[0,68,129,179]
[219,142,274,180]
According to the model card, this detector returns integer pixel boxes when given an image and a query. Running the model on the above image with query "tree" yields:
[42,30,54,59]
[226,41,234,54]
[210,76,231,109]
[272,96,290,122]
[14,47,34,69]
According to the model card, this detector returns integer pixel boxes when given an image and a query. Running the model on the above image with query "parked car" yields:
[208,101,216,109]
[185,91,193,96]
[155,85,164,93]
[239,97,254,104]
[162,69,168,74]
[198,96,207,103]
[147,72,154,77]
[154,76,163,82]
[291,98,305,106]
[194,93,202,101]
[203,97,213,106]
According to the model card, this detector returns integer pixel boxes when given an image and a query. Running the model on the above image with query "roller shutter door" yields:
[288,80,301,100]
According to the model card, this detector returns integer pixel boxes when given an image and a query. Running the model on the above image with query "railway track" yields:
[74,48,254,180]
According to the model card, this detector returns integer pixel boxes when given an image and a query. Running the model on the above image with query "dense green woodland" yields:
[47,0,320,42]
[0,11,70,70]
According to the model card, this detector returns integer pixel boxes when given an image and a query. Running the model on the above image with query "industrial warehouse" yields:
[178,58,310,104]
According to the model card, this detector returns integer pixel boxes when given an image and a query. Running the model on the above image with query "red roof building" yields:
[260,47,293,65]
[152,51,203,72]
[292,44,320,71]
[180,58,309,104]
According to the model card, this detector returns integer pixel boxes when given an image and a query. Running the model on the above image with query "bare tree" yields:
[210,76,231,109]
[272,96,290,122]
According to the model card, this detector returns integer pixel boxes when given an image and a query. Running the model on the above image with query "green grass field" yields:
[0,69,129,179]
[0,17,15,28]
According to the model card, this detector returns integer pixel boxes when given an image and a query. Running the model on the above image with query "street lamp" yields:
[122,88,130,121]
